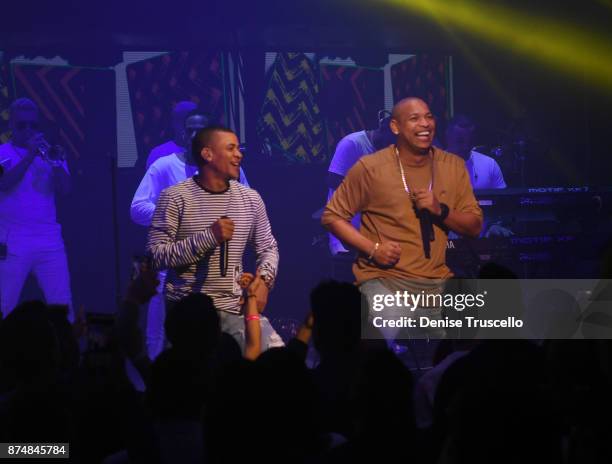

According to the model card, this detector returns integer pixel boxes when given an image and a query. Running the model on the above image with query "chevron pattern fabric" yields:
[391,55,450,124]
[11,64,92,160]
[258,53,326,164]
[127,51,225,168]
[0,56,11,144]
[319,64,384,157]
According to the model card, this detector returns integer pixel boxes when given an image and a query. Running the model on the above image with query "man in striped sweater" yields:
[132,107,249,359]
[147,125,283,352]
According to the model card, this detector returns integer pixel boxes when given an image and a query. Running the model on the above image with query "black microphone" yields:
[220,215,229,277]
[417,209,434,259]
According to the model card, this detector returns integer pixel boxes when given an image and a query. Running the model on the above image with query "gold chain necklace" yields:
[394,145,434,200]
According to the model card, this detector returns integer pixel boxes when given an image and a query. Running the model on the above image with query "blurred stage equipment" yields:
[447,186,612,278]
[377,109,391,125]
[489,138,528,187]
[484,118,540,187]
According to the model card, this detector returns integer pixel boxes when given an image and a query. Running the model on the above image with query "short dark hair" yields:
[191,125,235,165]
[164,293,220,356]
[184,108,208,125]
[310,280,363,356]
[391,97,428,120]
[10,97,37,115]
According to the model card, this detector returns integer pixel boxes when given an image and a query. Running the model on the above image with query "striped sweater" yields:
[147,177,279,313]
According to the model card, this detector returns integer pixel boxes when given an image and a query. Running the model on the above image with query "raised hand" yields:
[125,260,160,305]
[247,270,268,313]
[238,272,255,290]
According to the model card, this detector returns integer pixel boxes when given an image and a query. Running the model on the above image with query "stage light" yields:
[384,0,612,93]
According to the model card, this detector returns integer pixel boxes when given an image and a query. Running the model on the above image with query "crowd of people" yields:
[1,266,611,463]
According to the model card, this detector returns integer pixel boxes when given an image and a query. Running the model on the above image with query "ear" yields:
[201,147,213,163]
[390,118,400,136]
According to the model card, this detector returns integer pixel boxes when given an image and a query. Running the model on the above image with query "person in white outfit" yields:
[0,98,72,320]
[444,114,506,190]
[444,114,512,240]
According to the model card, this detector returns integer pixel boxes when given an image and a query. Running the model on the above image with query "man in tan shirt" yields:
[322,98,483,350]
[322,97,482,282]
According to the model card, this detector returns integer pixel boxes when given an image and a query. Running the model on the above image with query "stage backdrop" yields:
[257,53,326,164]
[391,54,451,125]
[126,51,226,169]
[319,63,385,158]
[0,53,11,143]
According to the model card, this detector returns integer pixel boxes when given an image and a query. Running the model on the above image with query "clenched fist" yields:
[211,217,234,244]
[413,189,441,216]
[373,241,402,267]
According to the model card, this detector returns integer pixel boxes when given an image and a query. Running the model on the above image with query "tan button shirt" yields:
[321,146,482,283]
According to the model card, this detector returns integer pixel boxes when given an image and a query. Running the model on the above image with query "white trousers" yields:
[0,238,72,320]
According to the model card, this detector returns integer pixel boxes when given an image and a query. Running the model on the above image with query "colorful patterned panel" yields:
[258,53,326,164]
[11,64,98,160]
[391,55,450,123]
[127,51,226,168]
[320,64,385,158]
[0,54,10,144]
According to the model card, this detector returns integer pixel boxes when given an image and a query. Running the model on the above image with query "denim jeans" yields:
[359,278,446,370]
[217,310,285,353]
[165,299,285,355]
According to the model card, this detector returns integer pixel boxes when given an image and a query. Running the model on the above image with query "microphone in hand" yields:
[217,215,233,277]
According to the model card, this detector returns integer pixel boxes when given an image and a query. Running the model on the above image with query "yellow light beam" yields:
[398,0,594,178]
[384,0,612,92]
[423,5,522,116]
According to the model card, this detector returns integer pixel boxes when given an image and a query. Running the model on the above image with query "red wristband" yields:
[245,314,260,322]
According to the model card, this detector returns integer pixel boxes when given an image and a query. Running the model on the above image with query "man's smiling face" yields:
[203,130,243,180]
[391,98,436,154]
